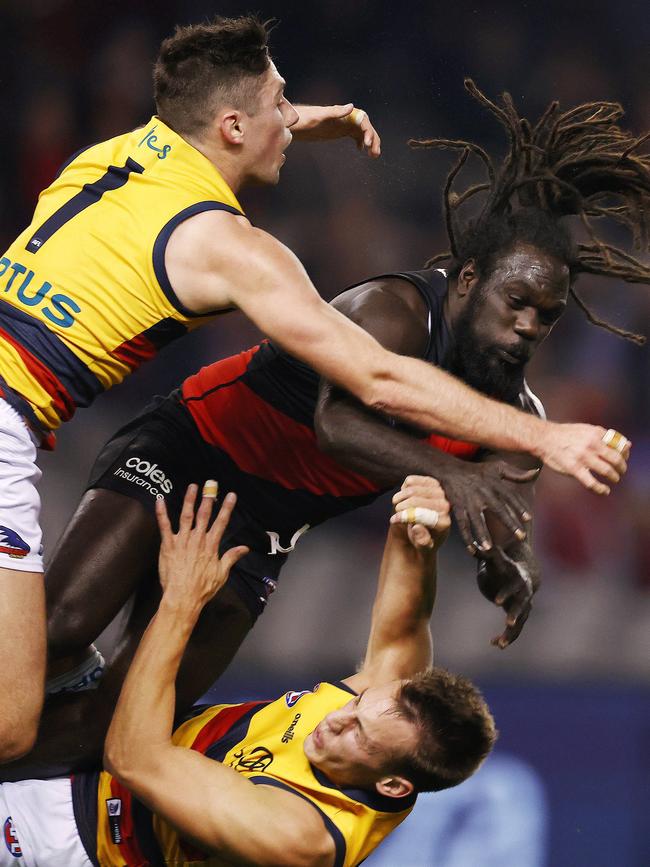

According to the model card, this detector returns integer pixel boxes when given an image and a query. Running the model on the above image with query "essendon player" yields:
[0,238,600,779]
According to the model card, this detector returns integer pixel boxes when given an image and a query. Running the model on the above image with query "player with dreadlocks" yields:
[1,81,643,781]
[415,78,650,343]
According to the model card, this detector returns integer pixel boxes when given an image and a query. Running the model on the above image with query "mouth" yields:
[312,723,324,749]
[496,347,528,365]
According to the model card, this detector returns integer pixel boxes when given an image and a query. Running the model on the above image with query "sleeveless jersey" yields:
[0,117,244,437]
[71,682,415,867]
[177,270,482,544]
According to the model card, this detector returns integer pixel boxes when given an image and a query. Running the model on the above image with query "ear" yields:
[219,110,245,146]
[456,258,479,297]
[375,774,414,799]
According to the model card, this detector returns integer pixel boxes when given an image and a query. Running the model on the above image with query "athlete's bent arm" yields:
[167,214,629,494]
[345,476,450,694]
[104,486,335,867]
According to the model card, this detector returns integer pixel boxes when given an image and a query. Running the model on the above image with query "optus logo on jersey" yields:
[0,256,80,328]
[113,457,173,500]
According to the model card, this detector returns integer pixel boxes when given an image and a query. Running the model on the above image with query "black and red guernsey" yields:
[179,268,478,526]
[90,269,539,616]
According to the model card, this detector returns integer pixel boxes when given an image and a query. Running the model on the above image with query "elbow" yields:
[103,734,143,787]
[314,410,343,458]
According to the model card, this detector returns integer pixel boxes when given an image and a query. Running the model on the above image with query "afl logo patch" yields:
[4,817,22,857]
[0,527,30,559]
[285,690,311,708]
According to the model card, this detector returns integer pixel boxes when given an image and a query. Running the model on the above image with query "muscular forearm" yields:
[364,528,437,677]
[375,353,549,455]
[316,389,468,487]
[104,600,193,777]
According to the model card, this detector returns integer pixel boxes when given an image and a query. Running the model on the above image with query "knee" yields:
[0,717,39,764]
[47,602,92,659]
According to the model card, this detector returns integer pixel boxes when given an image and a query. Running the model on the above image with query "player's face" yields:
[242,62,298,186]
[451,244,569,402]
[304,682,418,789]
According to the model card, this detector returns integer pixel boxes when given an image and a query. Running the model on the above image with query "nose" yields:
[286,100,300,128]
[514,308,541,341]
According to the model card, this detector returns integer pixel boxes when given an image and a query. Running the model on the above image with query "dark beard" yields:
[448,298,525,405]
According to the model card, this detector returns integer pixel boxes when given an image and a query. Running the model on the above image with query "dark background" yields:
[1,1,648,864]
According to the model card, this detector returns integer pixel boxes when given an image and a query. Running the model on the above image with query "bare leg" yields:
[0,568,45,762]
[46,489,160,670]
[0,578,252,780]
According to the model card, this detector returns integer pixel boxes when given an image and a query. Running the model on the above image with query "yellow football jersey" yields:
[0,117,243,436]
[82,682,415,867]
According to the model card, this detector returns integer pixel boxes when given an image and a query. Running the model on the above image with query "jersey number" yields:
[25,157,145,254]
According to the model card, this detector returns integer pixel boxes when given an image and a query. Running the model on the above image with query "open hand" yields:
[291,103,381,157]
[477,544,540,648]
[429,459,539,554]
[155,483,249,618]
[538,422,630,495]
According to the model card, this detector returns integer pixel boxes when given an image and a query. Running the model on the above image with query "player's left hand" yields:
[155,483,249,619]
[476,543,540,648]
[291,104,381,157]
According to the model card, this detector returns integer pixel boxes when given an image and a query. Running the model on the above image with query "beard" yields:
[447,293,526,405]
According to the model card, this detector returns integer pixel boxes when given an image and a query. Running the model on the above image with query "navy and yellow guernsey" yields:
[0,117,243,442]
[71,682,416,867]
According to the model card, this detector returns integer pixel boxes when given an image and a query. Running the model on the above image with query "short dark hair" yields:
[153,15,272,136]
[392,668,497,793]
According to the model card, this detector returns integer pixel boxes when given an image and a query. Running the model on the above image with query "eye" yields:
[508,294,525,310]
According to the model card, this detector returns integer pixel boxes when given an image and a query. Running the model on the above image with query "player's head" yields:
[154,16,298,185]
[303,669,496,799]
[446,209,573,401]
[413,79,649,390]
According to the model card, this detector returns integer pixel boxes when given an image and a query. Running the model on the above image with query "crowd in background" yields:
[1,0,648,683]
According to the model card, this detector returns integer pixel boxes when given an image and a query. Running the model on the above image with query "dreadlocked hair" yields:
[410,79,650,344]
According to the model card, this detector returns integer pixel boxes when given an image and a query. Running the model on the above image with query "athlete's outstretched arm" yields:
[344,477,450,694]
[291,103,381,157]
[167,212,630,494]
[104,486,334,867]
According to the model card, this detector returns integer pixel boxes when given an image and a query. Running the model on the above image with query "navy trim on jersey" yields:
[0,374,49,439]
[332,680,358,696]
[54,142,96,179]
[25,158,145,254]
[131,798,166,866]
[0,298,104,407]
[309,763,417,814]
[204,702,267,762]
[249,776,347,867]
[152,201,244,319]
[71,771,101,867]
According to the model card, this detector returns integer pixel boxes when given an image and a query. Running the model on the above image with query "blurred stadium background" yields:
[1,1,648,864]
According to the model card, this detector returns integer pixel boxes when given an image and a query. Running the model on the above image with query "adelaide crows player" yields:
[0,480,496,867]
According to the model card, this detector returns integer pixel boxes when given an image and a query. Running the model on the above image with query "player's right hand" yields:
[390,475,452,548]
[155,483,249,619]
[538,422,630,495]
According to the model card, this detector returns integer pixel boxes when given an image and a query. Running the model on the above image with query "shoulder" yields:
[331,276,430,357]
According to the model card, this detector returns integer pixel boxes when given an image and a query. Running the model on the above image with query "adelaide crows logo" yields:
[233,747,274,772]
[0,527,30,559]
